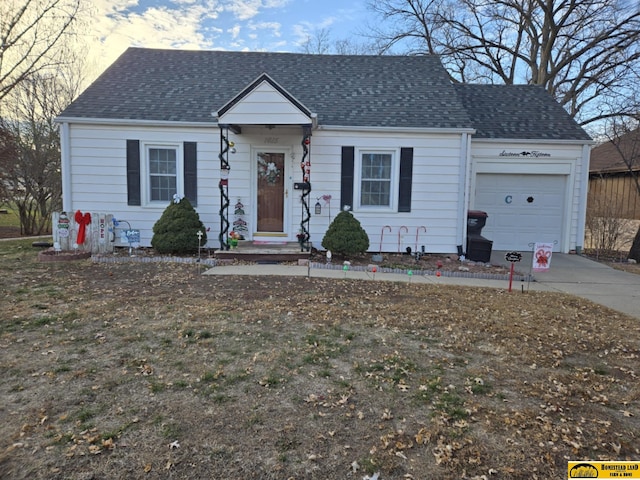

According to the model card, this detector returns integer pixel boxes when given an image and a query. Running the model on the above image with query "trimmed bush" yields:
[151,198,207,254]
[321,210,369,256]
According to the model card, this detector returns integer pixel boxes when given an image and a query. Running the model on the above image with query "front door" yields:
[256,152,286,234]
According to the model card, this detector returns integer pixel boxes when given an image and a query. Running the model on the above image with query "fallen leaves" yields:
[2,259,639,479]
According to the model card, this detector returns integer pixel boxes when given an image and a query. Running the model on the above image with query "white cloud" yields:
[80,0,222,82]
[248,21,282,37]
[289,14,340,45]
[228,24,242,39]
[224,0,290,21]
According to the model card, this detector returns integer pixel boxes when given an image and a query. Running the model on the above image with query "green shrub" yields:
[321,210,369,256]
[151,198,207,254]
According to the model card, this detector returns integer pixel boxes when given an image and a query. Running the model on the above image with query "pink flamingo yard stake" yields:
[379,225,391,253]
[398,226,408,253]
[415,226,426,251]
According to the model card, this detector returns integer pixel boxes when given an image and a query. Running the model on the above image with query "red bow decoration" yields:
[75,210,91,245]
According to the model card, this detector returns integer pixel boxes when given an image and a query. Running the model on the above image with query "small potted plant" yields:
[229,231,241,248]
[296,230,308,245]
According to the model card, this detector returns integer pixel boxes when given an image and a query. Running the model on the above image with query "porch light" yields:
[315,201,321,215]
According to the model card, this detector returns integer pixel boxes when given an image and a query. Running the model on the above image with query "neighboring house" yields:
[588,128,640,220]
[56,48,592,254]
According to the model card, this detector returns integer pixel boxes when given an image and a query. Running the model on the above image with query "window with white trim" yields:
[356,150,397,210]
[145,145,182,204]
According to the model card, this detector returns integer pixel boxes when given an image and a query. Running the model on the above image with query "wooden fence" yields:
[51,212,116,254]
[588,173,640,220]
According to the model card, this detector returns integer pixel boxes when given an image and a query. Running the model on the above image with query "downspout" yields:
[574,144,591,254]
[60,122,72,211]
[458,132,472,255]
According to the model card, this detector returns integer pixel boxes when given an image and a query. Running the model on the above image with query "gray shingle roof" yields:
[454,84,591,141]
[59,48,472,129]
[59,47,590,141]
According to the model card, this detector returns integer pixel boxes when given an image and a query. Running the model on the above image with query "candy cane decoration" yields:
[379,225,391,253]
[398,226,408,253]
[415,226,426,252]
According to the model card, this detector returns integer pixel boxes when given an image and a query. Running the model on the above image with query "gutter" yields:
[471,137,596,146]
[317,125,476,135]
[54,116,216,128]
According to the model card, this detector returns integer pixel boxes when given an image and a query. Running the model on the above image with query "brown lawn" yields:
[0,239,638,479]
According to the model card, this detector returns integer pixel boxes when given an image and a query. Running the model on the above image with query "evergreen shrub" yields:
[151,198,207,254]
[321,210,369,256]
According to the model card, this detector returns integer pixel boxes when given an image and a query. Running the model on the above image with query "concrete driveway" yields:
[490,250,640,319]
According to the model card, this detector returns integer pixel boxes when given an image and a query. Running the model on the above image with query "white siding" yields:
[66,124,467,253]
[66,121,589,254]
[218,82,312,125]
[299,129,465,254]
[67,124,219,248]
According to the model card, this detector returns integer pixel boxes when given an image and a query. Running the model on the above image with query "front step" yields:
[214,241,311,263]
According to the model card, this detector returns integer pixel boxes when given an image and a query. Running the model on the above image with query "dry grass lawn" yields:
[1,239,639,479]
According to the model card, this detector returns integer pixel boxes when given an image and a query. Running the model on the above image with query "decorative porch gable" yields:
[214,73,315,127]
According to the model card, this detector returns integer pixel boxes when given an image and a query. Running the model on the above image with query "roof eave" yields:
[54,116,216,128]
[470,137,595,145]
[317,125,476,135]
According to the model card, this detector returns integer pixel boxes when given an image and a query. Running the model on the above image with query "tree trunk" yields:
[629,225,640,262]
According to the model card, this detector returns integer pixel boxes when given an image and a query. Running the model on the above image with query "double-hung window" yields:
[356,150,397,210]
[148,146,179,203]
[126,140,197,207]
[340,146,412,213]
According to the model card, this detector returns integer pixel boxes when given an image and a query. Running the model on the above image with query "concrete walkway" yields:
[204,251,640,319]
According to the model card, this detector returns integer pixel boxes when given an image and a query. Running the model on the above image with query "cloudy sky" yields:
[80,0,372,80]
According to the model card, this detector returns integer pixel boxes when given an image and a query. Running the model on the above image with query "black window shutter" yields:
[126,140,141,206]
[398,147,413,212]
[341,146,355,210]
[183,142,197,206]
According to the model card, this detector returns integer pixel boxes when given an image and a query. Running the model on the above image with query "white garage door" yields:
[473,174,566,251]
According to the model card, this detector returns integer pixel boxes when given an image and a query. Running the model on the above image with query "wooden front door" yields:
[256,152,286,233]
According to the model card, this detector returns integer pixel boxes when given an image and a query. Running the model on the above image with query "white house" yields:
[56,48,592,255]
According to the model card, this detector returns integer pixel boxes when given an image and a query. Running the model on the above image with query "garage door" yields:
[473,174,566,251]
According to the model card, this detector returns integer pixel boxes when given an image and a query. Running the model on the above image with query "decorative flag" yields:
[532,242,553,272]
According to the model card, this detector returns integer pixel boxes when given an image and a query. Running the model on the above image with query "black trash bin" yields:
[466,211,493,263]
[467,210,488,235]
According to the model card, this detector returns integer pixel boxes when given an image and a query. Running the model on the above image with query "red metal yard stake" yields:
[508,262,515,292]
[504,251,522,293]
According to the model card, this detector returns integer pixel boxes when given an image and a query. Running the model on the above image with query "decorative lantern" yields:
[315,201,322,215]
[220,167,230,186]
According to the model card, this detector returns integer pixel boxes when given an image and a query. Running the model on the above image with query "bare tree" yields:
[0,67,81,235]
[0,0,81,103]
[300,28,334,55]
[300,28,377,55]
[367,0,640,128]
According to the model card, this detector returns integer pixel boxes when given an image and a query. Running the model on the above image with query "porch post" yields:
[218,126,231,250]
[298,125,312,252]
